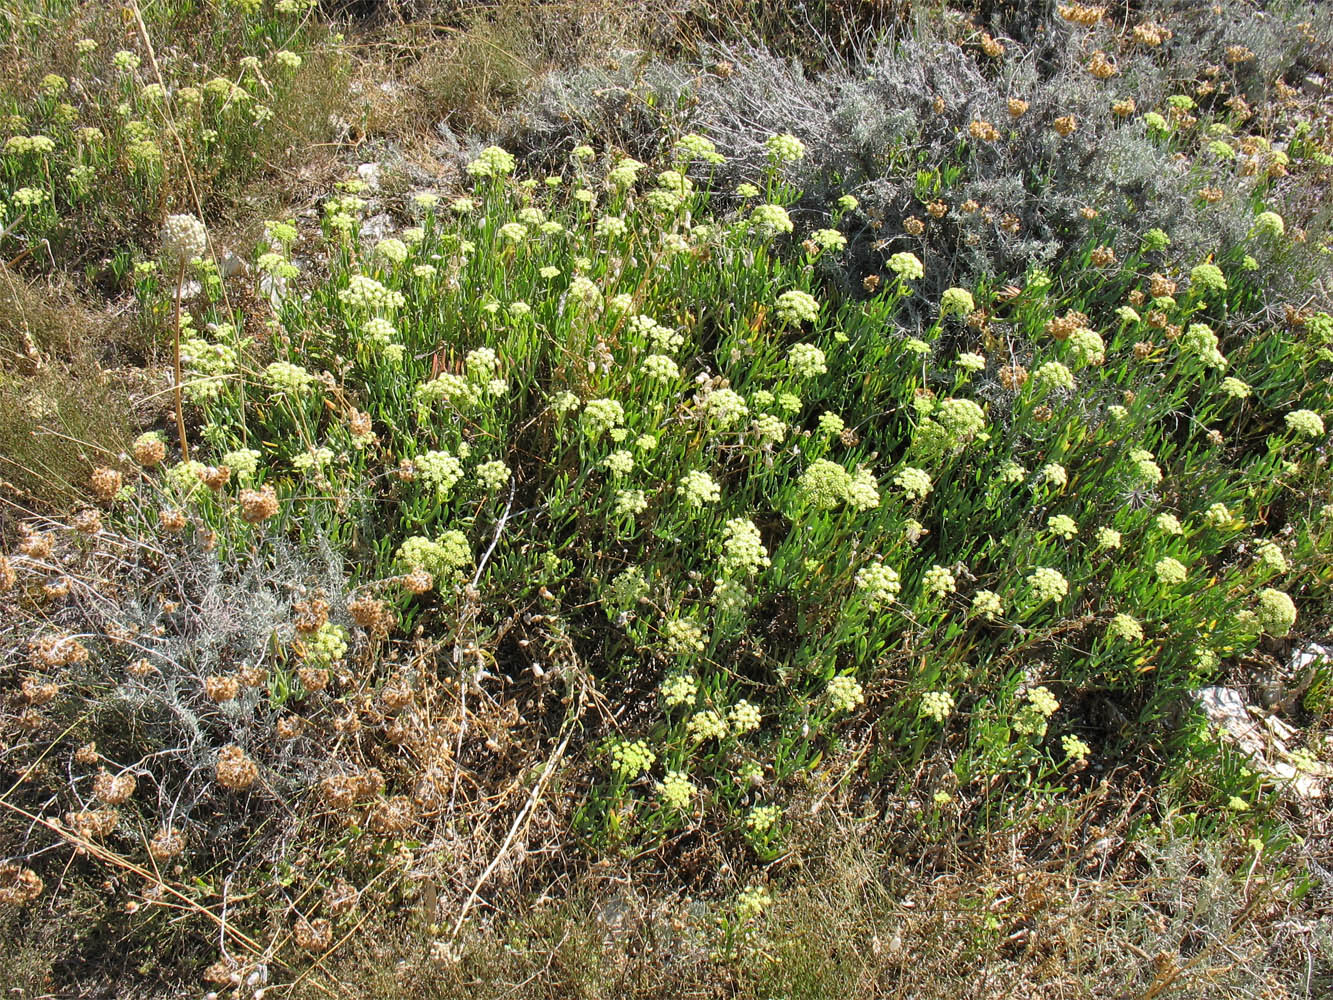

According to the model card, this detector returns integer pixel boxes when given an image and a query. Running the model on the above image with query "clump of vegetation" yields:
[1,1,1331,996]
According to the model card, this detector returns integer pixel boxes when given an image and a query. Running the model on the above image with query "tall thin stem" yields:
[173,257,189,463]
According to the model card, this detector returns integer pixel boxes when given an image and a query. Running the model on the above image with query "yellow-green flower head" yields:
[660,672,697,708]
[1059,734,1090,761]
[640,354,680,381]
[1141,227,1170,252]
[1128,448,1163,486]
[613,488,647,517]
[374,238,408,264]
[1095,526,1122,549]
[776,290,819,325]
[703,388,749,426]
[1068,327,1105,366]
[752,202,794,235]
[594,447,630,477]
[675,133,724,163]
[720,518,770,576]
[1107,613,1143,643]
[664,618,707,655]
[971,590,1003,619]
[275,50,302,69]
[1254,540,1287,573]
[1047,514,1078,539]
[920,690,955,723]
[1032,360,1074,392]
[817,411,844,436]
[745,803,780,831]
[162,213,207,264]
[657,770,695,810]
[855,562,900,608]
[1189,262,1227,294]
[893,465,933,500]
[786,341,826,375]
[476,460,510,491]
[765,132,806,162]
[811,228,847,251]
[798,459,852,509]
[924,564,957,596]
[1181,323,1227,369]
[339,274,405,312]
[687,709,727,742]
[113,49,141,72]
[301,621,348,667]
[222,448,261,482]
[957,352,986,371]
[465,145,516,177]
[887,251,924,280]
[735,182,760,198]
[1026,566,1068,602]
[606,156,645,188]
[1154,512,1183,536]
[825,674,864,714]
[397,530,471,580]
[264,360,316,392]
[846,467,880,510]
[935,397,986,440]
[414,450,463,496]
[1253,210,1284,238]
[1218,377,1250,400]
[753,413,788,442]
[735,884,773,921]
[940,287,975,317]
[581,398,624,435]
[998,460,1026,484]
[1285,409,1324,437]
[571,144,596,161]
[607,737,655,779]
[679,469,721,506]
[1256,587,1296,635]
[75,38,97,54]
[1116,306,1141,324]
[729,699,762,733]
[594,214,628,239]
[1154,556,1187,585]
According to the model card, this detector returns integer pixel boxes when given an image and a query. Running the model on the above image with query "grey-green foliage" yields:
[504,0,1333,304]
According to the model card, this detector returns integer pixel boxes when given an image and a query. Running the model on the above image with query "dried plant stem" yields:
[173,257,189,463]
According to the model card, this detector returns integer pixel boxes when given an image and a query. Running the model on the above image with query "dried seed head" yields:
[293,598,330,635]
[297,666,329,692]
[402,568,433,595]
[237,664,267,687]
[0,556,14,591]
[73,508,103,535]
[42,577,71,601]
[368,795,415,835]
[92,769,136,805]
[1052,115,1078,137]
[862,273,881,293]
[1087,51,1117,79]
[204,674,240,702]
[998,365,1028,391]
[1006,98,1028,118]
[215,745,258,791]
[349,593,395,638]
[65,808,119,838]
[198,465,231,491]
[19,530,54,559]
[903,216,925,236]
[325,877,358,916]
[133,435,167,467]
[21,676,59,705]
[158,508,188,533]
[149,827,185,861]
[294,916,333,952]
[239,485,278,524]
[0,864,44,905]
[90,466,123,502]
[127,657,156,679]
[74,742,99,765]
[276,715,305,741]
[1090,245,1116,268]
